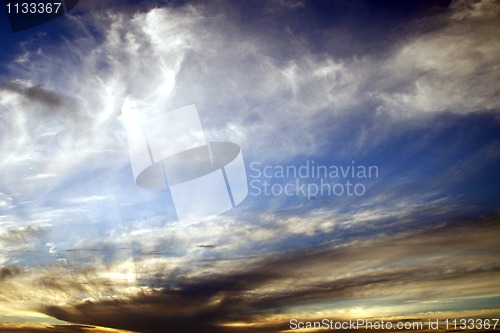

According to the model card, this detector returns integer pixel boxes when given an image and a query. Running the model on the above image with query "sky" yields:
[0,0,500,332]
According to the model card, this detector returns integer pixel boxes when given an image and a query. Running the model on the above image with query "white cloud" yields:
[0,2,498,328]
[374,0,500,117]
[0,193,15,210]
[3,0,498,175]
[0,0,496,253]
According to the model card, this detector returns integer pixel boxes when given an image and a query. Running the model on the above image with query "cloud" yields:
[0,266,22,282]
[0,193,15,210]
[374,0,500,117]
[2,0,499,170]
[29,214,500,333]
[0,226,47,260]
[0,323,138,333]
[0,1,499,331]
[0,80,94,198]
[0,226,45,245]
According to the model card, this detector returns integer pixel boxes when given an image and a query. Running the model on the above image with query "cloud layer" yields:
[1,0,500,332]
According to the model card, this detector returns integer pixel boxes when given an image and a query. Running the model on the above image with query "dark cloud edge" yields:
[38,213,500,333]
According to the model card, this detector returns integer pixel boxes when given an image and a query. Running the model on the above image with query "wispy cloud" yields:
[3,0,497,166]
[0,0,499,331]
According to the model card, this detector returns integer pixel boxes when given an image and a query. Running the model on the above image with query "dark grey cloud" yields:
[0,81,90,131]
[0,266,22,282]
[41,214,500,333]
[1,82,62,107]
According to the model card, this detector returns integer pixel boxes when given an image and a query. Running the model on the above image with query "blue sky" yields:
[0,1,500,332]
